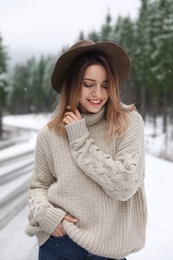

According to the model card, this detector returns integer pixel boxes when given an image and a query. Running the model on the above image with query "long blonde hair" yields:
[48,51,135,140]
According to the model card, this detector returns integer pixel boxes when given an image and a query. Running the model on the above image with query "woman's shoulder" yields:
[125,110,144,132]
[127,109,144,124]
[38,123,50,135]
[37,124,55,141]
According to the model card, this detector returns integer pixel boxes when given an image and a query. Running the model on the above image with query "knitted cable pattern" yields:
[65,112,144,200]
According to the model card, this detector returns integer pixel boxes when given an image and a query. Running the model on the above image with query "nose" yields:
[92,85,102,97]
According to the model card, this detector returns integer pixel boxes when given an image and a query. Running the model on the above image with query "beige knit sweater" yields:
[25,107,147,259]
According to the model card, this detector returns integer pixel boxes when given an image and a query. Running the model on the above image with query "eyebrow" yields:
[83,78,108,83]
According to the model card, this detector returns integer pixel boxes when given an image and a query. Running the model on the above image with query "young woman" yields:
[25,40,147,260]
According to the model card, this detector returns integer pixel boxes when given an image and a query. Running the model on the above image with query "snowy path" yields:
[128,154,173,260]
[0,206,38,260]
[0,154,173,260]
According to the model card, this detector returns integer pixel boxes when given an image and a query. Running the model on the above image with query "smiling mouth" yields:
[87,99,103,105]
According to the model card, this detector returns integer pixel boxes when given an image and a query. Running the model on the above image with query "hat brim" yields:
[51,41,131,93]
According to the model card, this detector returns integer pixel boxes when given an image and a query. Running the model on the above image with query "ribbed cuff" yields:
[65,119,89,141]
[38,207,66,234]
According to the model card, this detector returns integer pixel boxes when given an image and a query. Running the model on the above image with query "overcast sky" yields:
[0,0,140,64]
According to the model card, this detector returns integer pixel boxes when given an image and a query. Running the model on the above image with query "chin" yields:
[88,107,102,113]
[79,103,104,113]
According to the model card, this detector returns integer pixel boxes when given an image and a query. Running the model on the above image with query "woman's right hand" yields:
[51,215,78,237]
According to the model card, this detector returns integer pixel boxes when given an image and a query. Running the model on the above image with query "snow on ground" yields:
[0,205,38,260]
[1,113,173,260]
[0,137,36,162]
[128,155,173,260]
[145,116,173,162]
[2,113,51,131]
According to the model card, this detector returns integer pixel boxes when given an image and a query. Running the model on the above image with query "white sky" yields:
[0,0,140,64]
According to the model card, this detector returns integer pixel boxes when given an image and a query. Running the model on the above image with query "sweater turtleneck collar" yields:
[81,106,106,127]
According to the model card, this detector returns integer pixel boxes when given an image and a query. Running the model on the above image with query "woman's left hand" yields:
[63,106,82,125]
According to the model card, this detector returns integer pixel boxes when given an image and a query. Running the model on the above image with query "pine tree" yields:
[87,30,100,42]
[8,55,56,114]
[158,0,173,132]
[79,31,85,41]
[114,16,136,106]
[38,55,57,112]
[9,63,31,114]
[100,13,113,41]
[133,0,152,120]
[149,0,173,133]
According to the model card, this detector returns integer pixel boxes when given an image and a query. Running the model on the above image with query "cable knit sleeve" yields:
[27,126,66,236]
[65,111,145,201]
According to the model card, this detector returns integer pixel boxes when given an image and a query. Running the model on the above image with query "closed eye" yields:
[102,85,108,88]
[83,83,93,87]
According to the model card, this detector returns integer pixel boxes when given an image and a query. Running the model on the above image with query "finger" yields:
[66,106,76,115]
[58,229,65,236]
[63,117,72,125]
[67,106,82,118]
[73,108,82,120]
[67,106,82,120]
[63,215,78,223]
[52,223,66,236]
[64,112,77,120]
[52,229,65,237]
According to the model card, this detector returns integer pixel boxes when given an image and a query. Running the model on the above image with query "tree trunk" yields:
[162,92,167,133]
[152,96,158,137]
[140,85,146,121]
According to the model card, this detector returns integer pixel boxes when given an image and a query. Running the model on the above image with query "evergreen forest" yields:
[0,0,173,141]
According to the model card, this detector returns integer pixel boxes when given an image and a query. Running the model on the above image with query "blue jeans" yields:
[39,235,127,260]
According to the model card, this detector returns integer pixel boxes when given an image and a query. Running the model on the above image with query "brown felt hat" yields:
[51,39,131,93]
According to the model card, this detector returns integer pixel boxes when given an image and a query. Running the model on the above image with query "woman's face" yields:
[78,64,109,113]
